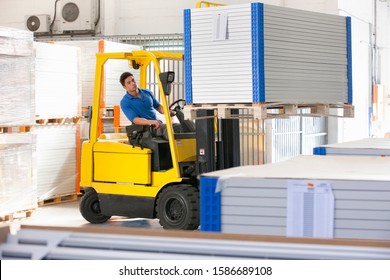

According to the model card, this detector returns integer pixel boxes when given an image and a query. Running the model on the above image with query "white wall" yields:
[327,0,373,143]
[0,0,55,29]
[328,0,390,142]
[103,0,338,35]
[373,0,390,136]
[0,0,337,34]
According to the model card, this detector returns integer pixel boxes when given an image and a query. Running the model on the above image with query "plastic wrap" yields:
[0,27,33,57]
[0,133,37,216]
[0,27,35,126]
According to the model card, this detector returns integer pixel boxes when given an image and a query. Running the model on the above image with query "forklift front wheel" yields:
[79,189,111,224]
[156,185,199,230]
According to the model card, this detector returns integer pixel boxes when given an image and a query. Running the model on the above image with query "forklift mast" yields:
[87,51,184,178]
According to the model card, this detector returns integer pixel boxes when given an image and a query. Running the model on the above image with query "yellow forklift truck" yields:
[79,50,240,230]
[79,51,199,230]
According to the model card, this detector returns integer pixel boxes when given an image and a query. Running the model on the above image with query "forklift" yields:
[79,50,240,230]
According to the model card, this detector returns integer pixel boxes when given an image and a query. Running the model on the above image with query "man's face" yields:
[123,75,137,94]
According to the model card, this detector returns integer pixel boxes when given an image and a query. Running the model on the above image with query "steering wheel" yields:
[169,99,186,112]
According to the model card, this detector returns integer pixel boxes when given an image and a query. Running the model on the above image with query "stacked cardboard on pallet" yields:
[0,27,36,217]
[200,155,390,241]
[184,3,352,105]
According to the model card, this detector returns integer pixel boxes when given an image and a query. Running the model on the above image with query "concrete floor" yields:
[7,198,164,234]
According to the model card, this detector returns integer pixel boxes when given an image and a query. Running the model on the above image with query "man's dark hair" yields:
[120,72,134,86]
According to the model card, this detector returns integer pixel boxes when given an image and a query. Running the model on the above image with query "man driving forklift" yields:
[79,51,200,230]
[119,71,182,142]
[120,71,164,129]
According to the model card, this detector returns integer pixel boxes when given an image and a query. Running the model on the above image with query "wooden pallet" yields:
[0,209,35,222]
[38,193,80,207]
[0,125,32,133]
[184,103,355,119]
[36,116,82,125]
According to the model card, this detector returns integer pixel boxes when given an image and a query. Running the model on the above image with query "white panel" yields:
[318,138,390,156]
[34,42,80,118]
[189,3,349,104]
[56,41,99,108]
[190,4,253,104]
[203,155,390,240]
[263,5,349,103]
[4,226,389,260]
[34,125,78,200]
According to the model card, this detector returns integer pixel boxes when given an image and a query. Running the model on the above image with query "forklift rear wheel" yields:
[79,189,111,224]
[156,185,199,230]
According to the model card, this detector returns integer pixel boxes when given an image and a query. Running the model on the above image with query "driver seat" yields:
[175,110,196,133]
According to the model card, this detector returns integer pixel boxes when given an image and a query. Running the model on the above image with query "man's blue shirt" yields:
[120,88,161,122]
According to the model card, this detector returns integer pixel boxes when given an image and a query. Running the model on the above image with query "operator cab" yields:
[124,71,196,172]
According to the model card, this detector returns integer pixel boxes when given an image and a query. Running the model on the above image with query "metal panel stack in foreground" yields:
[0,226,389,259]
[200,155,390,241]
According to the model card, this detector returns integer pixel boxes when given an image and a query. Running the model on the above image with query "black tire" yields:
[156,185,199,230]
[79,189,111,224]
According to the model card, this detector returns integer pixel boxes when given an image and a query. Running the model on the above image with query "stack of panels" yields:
[0,134,36,216]
[0,27,35,126]
[186,5,253,104]
[314,138,390,156]
[57,40,140,107]
[56,41,99,108]
[200,155,390,241]
[34,42,80,118]
[34,125,77,201]
[1,227,389,259]
[184,3,351,104]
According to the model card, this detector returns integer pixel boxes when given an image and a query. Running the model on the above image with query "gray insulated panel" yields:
[200,156,390,241]
[184,3,352,105]
[314,138,390,156]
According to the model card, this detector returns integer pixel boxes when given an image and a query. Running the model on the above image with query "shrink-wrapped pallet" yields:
[0,133,36,216]
[0,27,35,126]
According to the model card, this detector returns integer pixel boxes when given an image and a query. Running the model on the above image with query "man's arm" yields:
[132,117,162,128]
[156,104,164,114]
